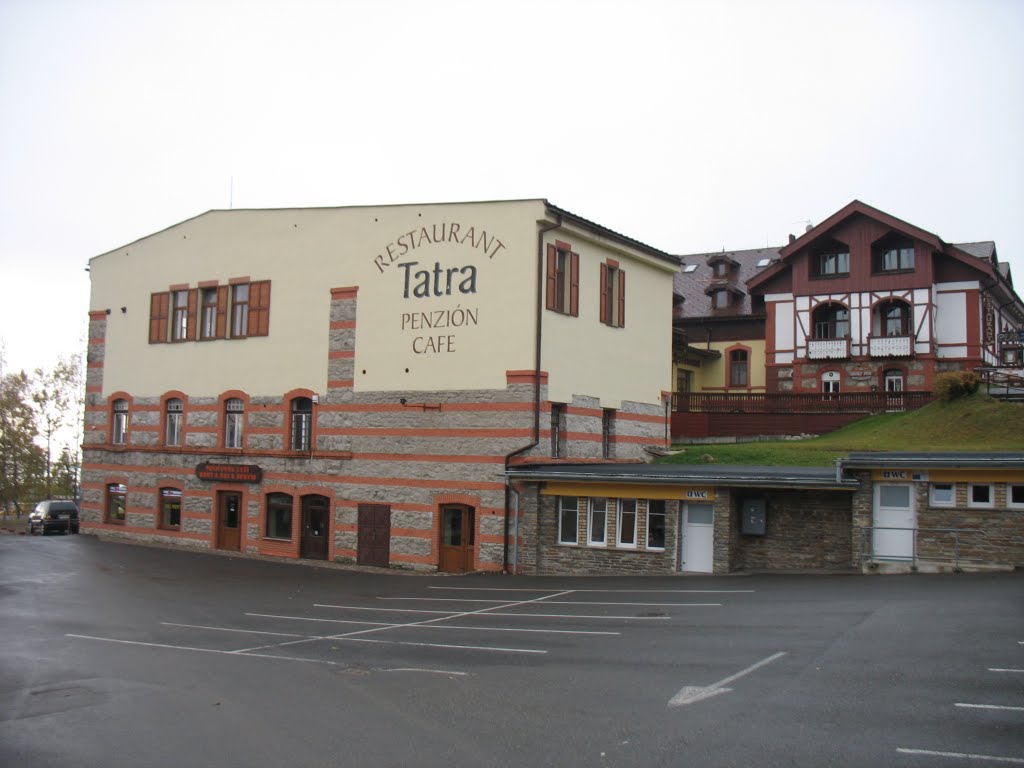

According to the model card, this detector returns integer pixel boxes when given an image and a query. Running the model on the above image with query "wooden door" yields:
[357,504,391,567]
[300,495,329,560]
[439,505,474,573]
[217,491,242,551]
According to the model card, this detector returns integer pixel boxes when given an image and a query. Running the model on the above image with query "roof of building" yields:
[840,452,1024,470]
[954,241,997,261]
[505,462,856,490]
[673,246,778,318]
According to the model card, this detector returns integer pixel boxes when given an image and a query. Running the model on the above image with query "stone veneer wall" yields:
[729,490,855,571]
[81,287,670,572]
[515,488,680,575]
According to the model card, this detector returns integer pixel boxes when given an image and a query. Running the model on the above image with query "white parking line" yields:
[316,604,459,615]
[162,622,308,638]
[248,611,618,636]
[956,703,1024,712]
[68,633,470,675]
[989,668,1024,674]
[342,637,546,654]
[380,597,720,607]
[428,593,757,598]
[897,748,1024,764]
[315,604,669,620]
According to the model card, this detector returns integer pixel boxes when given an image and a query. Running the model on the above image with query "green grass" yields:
[659,391,1024,467]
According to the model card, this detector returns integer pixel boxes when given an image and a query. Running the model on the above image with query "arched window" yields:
[224,398,244,449]
[812,303,850,339]
[165,398,184,446]
[875,299,912,337]
[290,397,313,451]
[111,399,129,445]
[884,369,905,393]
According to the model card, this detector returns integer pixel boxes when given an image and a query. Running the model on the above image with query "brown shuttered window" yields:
[545,244,558,311]
[546,242,578,316]
[215,285,229,339]
[617,269,625,328]
[599,263,609,324]
[248,280,271,337]
[185,288,198,341]
[600,261,625,328]
[149,292,169,343]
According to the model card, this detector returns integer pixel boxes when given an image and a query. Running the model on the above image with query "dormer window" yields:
[811,239,850,278]
[873,234,915,273]
[712,289,730,309]
[706,255,738,279]
[706,284,744,310]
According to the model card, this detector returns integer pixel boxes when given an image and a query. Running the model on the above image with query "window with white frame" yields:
[224,398,244,449]
[647,499,666,550]
[929,482,955,507]
[558,496,579,544]
[588,498,608,546]
[165,398,183,447]
[968,483,993,508]
[1009,484,1024,509]
[617,499,638,548]
[111,399,129,445]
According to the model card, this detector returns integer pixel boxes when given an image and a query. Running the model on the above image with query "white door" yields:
[873,484,915,561]
[680,503,715,573]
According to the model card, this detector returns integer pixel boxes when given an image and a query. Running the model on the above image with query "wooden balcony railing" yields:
[671,391,934,414]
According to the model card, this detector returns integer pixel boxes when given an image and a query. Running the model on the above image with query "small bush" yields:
[934,371,982,401]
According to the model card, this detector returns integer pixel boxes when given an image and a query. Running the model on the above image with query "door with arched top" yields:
[439,505,475,573]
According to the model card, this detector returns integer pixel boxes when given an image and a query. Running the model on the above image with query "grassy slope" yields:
[659,392,1024,467]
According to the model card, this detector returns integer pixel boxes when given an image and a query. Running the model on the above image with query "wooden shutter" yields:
[149,292,169,344]
[599,263,609,324]
[185,289,198,341]
[215,286,229,339]
[569,252,579,317]
[248,280,271,337]
[617,269,626,328]
[545,244,558,311]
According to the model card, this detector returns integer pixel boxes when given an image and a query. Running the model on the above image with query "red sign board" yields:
[195,462,262,484]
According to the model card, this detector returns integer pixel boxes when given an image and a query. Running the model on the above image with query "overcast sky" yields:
[1,0,1022,376]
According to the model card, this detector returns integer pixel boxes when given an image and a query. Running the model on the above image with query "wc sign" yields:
[882,470,908,480]
[685,489,710,500]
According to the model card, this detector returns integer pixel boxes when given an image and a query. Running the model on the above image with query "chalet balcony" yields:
[868,334,913,357]
[807,338,850,360]
[672,391,934,414]
[670,391,935,440]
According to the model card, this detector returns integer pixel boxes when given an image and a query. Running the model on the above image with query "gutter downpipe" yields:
[503,212,563,574]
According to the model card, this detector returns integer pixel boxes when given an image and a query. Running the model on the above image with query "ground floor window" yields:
[617,499,637,547]
[106,483,127,524]
[647,500,666,550]
[558,496,579,544]
[969,484,993,508]
[160,488,181,529]
[1010,484,1024,509]
[929,483,955,507]
[266,493,293,539]
[588,498,608,546]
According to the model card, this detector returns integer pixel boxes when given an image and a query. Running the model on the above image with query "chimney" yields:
[788,233,796,243]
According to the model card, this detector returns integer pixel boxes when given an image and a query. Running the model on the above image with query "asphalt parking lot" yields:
[2,534,1022,768]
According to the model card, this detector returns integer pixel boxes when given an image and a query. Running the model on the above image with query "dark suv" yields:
[28,500,80,535]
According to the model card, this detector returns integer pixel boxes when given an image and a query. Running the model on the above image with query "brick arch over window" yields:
[156,482,184,530]
[108,391,134,447]
[871,297,913,337]
[103,477,130,525]
[217,390,251,450]
[160,390,188,448]
[284,388,317,452]
[811,302,851,339]
[724,344,752,389]
[879,365,908,392]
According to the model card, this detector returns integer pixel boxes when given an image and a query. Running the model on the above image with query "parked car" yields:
[28,500,80,535]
